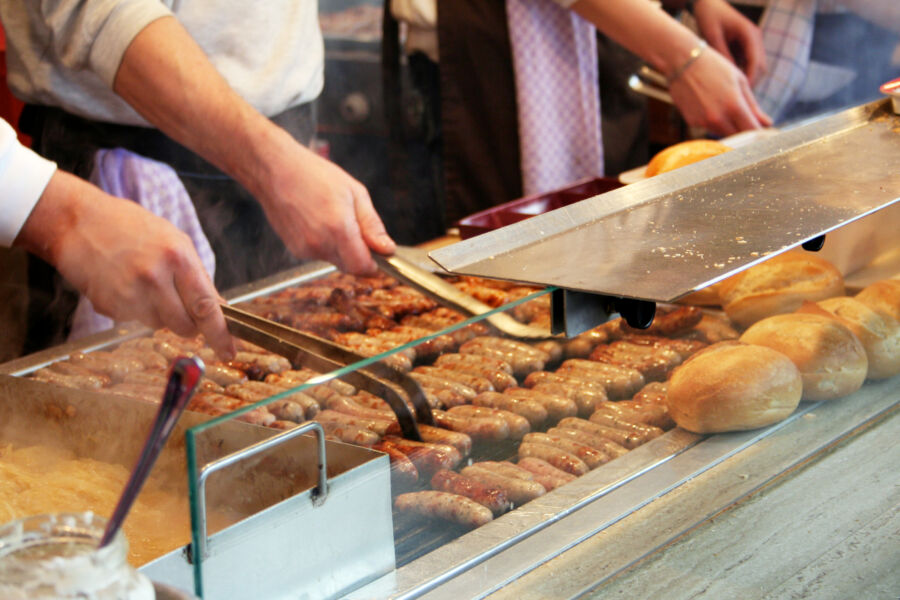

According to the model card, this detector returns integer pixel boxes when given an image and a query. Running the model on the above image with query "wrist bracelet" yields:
[667,39,708,86]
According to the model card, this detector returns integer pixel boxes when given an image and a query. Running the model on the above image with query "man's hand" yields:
[253,129,396,275]
[692,0,767,85]
[16,170,235,358]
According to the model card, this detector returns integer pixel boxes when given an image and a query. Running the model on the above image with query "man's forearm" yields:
[112,16,291,202]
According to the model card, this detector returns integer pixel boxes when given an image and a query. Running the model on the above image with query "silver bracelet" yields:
[667,40,708,86]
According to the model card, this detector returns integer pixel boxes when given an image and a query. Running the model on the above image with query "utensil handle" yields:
[99,356,204,548]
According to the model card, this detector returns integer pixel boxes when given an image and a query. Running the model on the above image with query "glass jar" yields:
[0,512,156,600]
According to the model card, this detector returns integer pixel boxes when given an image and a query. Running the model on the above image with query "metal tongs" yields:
[221,303,432,440]
[375,253,552,339]
[628,66,674,105]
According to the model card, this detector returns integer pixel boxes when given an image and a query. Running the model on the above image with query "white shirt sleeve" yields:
[0,119,58,247]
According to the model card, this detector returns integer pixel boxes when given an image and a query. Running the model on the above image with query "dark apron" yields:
[382,0,522,242]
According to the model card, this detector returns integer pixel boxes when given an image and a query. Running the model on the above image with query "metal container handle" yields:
[194,421,328,560]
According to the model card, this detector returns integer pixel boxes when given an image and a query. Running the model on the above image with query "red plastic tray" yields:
[455,176,623,239]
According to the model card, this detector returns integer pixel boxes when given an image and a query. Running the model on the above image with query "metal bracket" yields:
[551,290,656,337]
[802,234,826,252]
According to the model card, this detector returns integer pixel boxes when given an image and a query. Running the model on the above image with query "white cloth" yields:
[0,0,323,125]
[506,0,604,196]
[0,118,57,247]
[68,147,216,340]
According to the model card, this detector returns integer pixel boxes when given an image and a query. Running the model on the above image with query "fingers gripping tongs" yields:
[221,303,433,441]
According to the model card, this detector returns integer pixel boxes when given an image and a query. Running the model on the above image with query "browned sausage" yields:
[517,442,589,476]
[448,405,530,439]
[503,387,577,422]
[417,424,473,458]
[315,409,398,436]
[530,381,608,417]
[522,432,610,470]
[381,436,462,475]
[413,366,495,394]
[545,426,629,459]
[434,352,516,386]
[558,417,643,450]
[68,351,144,381]
[325,395,398,422]
[373,442,419,487]
[408,372,477,404]
[588,406,664,442]
[459,337,545,377]
[431,409,510,442]
[556,359,645,399]
[470,460,535,481]
[203,364,249,387]
[32,367,108,390]
[516,457,577,491]
[318,421,381,447]
[460,465,546,506]
[430,470,511,514]
[473,391,547,429]
[394,491,493,528]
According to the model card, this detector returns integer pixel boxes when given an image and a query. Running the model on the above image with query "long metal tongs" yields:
[221,304,431,440]
[628,66,674,105]
[375,254,552,339]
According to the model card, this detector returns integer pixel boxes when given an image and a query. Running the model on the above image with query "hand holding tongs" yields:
[220,303,431,440]
[628,66,674,105]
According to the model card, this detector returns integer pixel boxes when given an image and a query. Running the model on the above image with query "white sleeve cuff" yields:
[0,120,58,247]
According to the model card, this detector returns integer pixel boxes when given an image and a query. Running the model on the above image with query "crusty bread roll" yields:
[678,281,724,307]
[740,313,867,401]
[810,297,900,380]
[718,252,844,329]
[645,139,731,177]
[855,279,900,323]
[666,341,802,433]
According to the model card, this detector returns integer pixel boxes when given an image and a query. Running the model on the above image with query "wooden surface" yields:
[487,382,900,600]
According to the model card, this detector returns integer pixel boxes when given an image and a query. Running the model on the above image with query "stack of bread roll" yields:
[667,273,900,433]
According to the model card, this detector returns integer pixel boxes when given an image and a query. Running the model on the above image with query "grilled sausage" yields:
[380,436,462,476]
[472,391,547,429]
[203,364,249,387]
[589,341,682,381]
[522,432,610,470]
[469,460,535,481]
[413,366,495,394]
[516,457,577,491]
[226,381,320,418]
[318,421,381,447]
[517,442,589,476]
[430,470,511,514]
[407,372,477,403]
[447,405,530,440]
[459,337,546,377]
[503,388,578,422]
[460,465,546,506]
[314,410,399,436]
[417,424,473,457]
[431,409,510,442]
[558,417,643,450]
[556,359,645,399]
[530,381,608,417]
[373,442,419,487]
[588,406,665,442]
[546,426,629,459]
[325,395,397,422]
[68,351,144,381]
[434,352,515,384]
[394,491,493,528]
[32,367,108,390]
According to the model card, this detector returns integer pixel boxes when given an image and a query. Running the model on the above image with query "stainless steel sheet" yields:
[430,100,900,302]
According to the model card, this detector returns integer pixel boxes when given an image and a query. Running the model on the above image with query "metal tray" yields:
[430,99,900,302]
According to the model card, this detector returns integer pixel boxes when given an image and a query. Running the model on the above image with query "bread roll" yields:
[645,139,731,177]
[812,297,900,380]
[740,313,867,401]
[719,252,844,329]
[666,341,802,433]
[855,279,900,323]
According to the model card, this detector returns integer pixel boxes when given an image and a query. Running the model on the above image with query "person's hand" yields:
[668,44,772,136]
[252,129,397,275]
[17,171,235,358]
[692,0,767,84]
